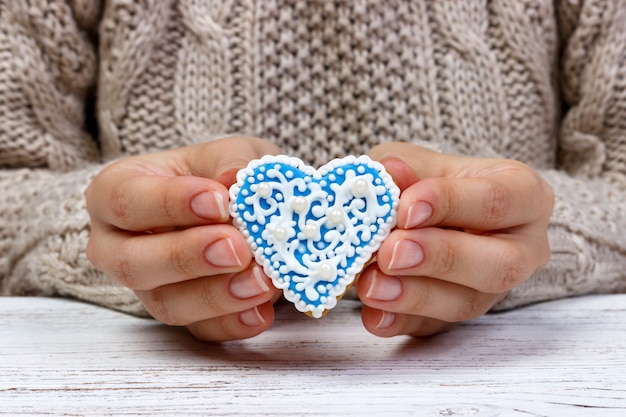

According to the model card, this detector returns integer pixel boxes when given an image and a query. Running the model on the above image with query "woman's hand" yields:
[359,143,554,337]
[86,136,281,342]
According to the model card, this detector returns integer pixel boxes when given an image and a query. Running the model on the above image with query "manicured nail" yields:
[204,238,243,267]
[405,201,432,228]
[388,239,424,270]
[366,270,402,301]
[230,266,270,299]
[376,311,396,330]
[239,306,266,327]
[191,191,228,220]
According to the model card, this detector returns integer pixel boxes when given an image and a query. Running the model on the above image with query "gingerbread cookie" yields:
[229,155,399,318]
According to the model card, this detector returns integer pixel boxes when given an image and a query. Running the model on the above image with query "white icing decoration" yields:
[229,155,400,318]
[302,223,319,239]
[273,227,288,241]
[256,182,272,198]
[327,208,344,225]
[292,196,308,213]
[351,178,369,197]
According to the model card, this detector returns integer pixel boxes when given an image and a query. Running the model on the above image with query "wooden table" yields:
[1,295,625,416]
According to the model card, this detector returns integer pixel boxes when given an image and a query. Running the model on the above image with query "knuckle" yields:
[197,279,226,318]
[432,238,457,277]
[160,180,180,224]
[434,178,455,223]
[408,280,432,314]
[110,242,139,289]
[143,289,180,326]
[483,180,510,225]
[169,243,197,279]
[109,181,134,229]
[454,291,490,322]
[491,244,528,293]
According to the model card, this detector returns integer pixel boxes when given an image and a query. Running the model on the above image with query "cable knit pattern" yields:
[1,0,624,315]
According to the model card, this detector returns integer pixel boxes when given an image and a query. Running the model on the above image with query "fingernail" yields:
[205,238,243,267]
[405,201,432,228]
[239,306,266,327]
[388,239,424,270]
[366,270,402,301]
[230,266,270,299]
[376,311,396,330]
[192,191,228,220]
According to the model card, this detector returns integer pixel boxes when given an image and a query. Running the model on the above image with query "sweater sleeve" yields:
[0,167,146,316]
[494,0,626,310]
[0,1,146,315]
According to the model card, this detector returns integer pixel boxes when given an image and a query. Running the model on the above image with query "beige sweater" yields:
[1,0,625,317]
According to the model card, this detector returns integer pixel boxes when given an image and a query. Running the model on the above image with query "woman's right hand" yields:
[86,136,282,342]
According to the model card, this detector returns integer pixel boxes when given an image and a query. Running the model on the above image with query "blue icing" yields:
[231,155,399,317]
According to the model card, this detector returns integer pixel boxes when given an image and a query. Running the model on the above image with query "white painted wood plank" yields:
[1,295,625,416]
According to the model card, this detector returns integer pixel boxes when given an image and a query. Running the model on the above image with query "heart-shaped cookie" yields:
[229,155,399,318]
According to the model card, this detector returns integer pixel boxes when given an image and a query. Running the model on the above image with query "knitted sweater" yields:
[1,0,625,317]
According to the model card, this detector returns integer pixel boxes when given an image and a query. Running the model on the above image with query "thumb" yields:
[367,143,443,191]
[183,136,281,187]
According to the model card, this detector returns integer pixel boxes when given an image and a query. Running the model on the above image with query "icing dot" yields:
[318,262,334,280]
[352,178,369,197]
[273,227,288,241]
[256,182,272,198]
[357,165,365,174]
[292,197,308,212]
[276,193,283,201]
[241,189,249,196]
[328,174,336,182]
[328,208,344,224]
[303,223,318,239]
[286,170,294,179]
[251,224,259,233]
[256,173,265,181]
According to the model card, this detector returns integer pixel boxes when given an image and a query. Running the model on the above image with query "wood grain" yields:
[1,295,625,416]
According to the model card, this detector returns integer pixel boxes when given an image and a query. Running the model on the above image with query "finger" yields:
[182,136,281,186]
[87,136,281,232]
[397,173,551,231]
[358,267,505,323]
[87,224,252,290]
[361,305,457,338]
[186,301,276,342]
[368,143,553,230]
[376,228,543,294]
[135,265,276,326]
[87,170,231,231]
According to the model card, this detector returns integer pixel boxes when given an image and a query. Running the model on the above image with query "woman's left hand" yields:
[358,142,554,337]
